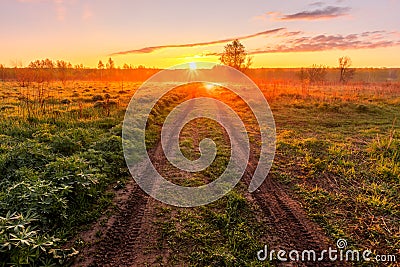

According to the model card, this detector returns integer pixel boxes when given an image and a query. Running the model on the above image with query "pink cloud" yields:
[111,28,285,55]
[249,31,400,54]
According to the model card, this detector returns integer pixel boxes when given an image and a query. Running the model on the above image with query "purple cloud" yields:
[275,6,351,21]
[249,31,399,54]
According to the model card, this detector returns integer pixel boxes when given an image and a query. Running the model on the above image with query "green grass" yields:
[153,191,270,267]
[0,82,132,266]
[270,94,400,257]
[142,85,269,266]
[151,117,268,266]
[1,80,399,266]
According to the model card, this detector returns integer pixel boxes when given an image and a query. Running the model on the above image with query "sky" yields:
[0,0,399,68]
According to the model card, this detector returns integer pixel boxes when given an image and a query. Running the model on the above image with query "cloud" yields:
[265,6,351,21]
[309,2,325,7]
[277,31,303,37]
[249,31,400,54]
[111,29,399,58]
[111,28,285,55]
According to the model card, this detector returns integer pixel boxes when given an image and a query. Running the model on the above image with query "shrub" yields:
[93,101,104,109]
[60,99,71,105]
[92,95,104,102]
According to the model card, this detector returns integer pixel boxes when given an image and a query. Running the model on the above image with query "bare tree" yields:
[220,39,252,71]
[106,58,115,80]
[0,64,4,81]
[310,64,327,83]
[299,64,327,84]
[28,59,55,114]
[56,60,71,88]
[98,60,105,80]
[12,60,30,87]
[339,56,355,83]
[29,59,55,85]
[106,57,115,70]
[298,68,308,83]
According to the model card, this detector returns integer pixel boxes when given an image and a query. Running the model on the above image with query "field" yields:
[0,78,399,266]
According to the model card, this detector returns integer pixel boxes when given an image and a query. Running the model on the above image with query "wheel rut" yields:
[74,97,348,267]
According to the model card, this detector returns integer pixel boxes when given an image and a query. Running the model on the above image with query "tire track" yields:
[215,100,347,266]
[250,176,349,266]
[73,99,196,267]
[91,184,148,267]
[75,96,348,266]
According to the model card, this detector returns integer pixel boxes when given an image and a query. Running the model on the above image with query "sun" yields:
[189,62,197,70]
[204,83,214,91]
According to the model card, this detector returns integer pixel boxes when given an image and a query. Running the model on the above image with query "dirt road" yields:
[73,98,344,267]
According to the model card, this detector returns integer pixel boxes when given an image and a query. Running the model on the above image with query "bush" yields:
[93,101,104,108]
[61,99,71,105]
[92,95,104,102]
[0,140,54,181]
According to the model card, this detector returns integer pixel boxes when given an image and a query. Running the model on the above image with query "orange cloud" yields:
[111,28,285,55]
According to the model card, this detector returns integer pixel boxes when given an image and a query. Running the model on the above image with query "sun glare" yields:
[189,62,197,70]
[204,83,215,91]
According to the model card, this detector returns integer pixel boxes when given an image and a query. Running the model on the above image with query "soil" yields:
[72,101,348,267]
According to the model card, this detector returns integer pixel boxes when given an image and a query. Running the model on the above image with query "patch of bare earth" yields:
[72,100,348,267]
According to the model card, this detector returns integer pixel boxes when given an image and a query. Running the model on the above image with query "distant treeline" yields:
[0,64,160,86]
[0,59,398,84]
[247,68,400,83]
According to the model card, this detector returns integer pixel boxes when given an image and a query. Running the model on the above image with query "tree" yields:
[339,56,355,83]
[0,64,4,81]
[28,59,54,85]
[220,39,252,71]
[56,60,71,88]
[106,58,115,70]
[14,60,31,87]
[98,60,105,80]
[298,65,327,84]
[307,64,327,83]
[106,58,115,80]
[98,60,104,70]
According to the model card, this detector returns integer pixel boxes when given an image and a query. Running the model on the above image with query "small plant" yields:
[0,211,61,266]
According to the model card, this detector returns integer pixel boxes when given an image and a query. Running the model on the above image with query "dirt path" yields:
[73,99,345,267]
[72,141,166,267]
[215,100,346,266]
[248,171,345,266]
